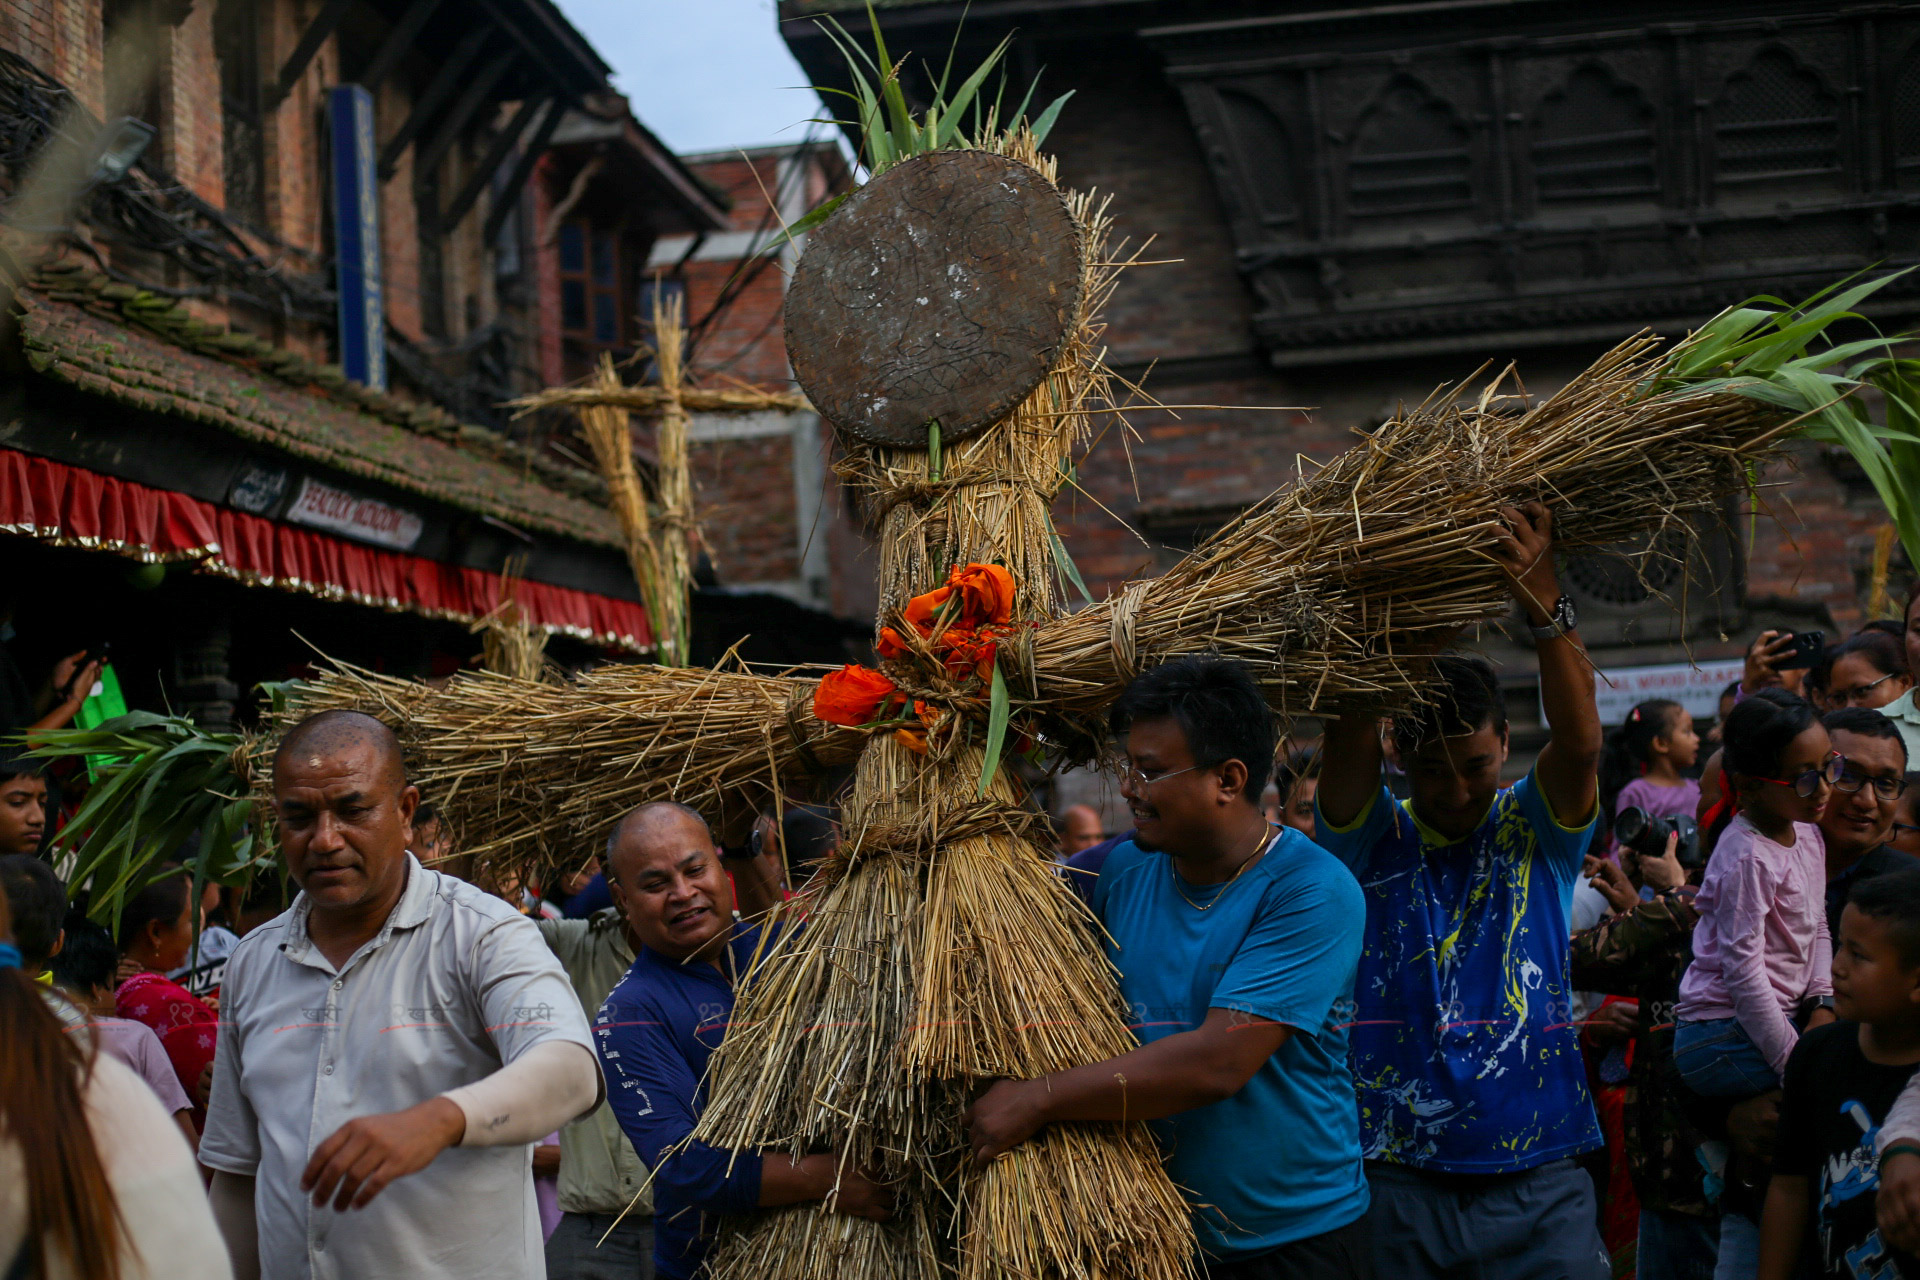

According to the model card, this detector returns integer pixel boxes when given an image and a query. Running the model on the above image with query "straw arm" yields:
[1016,337,1790,736]
[508,384,810,417]
[263,660,861,879]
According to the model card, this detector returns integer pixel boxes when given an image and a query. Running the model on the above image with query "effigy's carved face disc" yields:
[784,149,1083,449]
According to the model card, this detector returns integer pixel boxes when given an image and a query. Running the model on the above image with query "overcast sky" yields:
[551,0,833,157]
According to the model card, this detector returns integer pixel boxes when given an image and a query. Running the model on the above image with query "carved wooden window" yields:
[1531,65,1658,202]
[1347,78,1473,217]
[1894,49,1920,188]
[1713,49,1840,187]
[1218,90,1300,232]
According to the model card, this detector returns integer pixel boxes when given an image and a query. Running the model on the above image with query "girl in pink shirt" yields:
[1601,698,1702,858]
[1674,688,1840,1095]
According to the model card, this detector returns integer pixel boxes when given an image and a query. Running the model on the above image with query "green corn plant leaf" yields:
[927,35,1012,151]
[29,711,257,928]
[1663,307,1779,381]
[1050,529,1095,606]
[978,662,1011,798]
[1776,337,1903,376]
[793,5,1078,233]
[864,8,917,155]
[1029,91,1075,146]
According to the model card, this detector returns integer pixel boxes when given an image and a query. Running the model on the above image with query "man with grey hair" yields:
[200,709,603,1280]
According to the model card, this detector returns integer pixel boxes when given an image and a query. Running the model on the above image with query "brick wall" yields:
[162,2,222,208]
[683,247,790,387]
[1048,54,1253,368]
[1744,443,1905,628]
[3,0,103,115]
[678,151,801,387]
[690,428,802,585]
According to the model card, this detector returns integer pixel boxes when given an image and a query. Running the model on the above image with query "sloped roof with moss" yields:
[15,289,623,549]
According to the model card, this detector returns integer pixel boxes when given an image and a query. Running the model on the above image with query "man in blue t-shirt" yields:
[592,802,890,1279]
[970,656,1371,1277]
[1316,500,1607,1280]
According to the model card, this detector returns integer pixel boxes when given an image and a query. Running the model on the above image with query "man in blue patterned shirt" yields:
[1316,502,1608,1280]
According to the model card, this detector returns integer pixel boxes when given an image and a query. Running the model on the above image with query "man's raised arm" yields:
[1494,501,1600,827]
[1317,713,1384,831]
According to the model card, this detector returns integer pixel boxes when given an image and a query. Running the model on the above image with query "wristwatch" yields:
[1528,593,1578,641]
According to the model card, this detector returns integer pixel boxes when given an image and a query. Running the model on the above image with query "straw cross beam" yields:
[508,291,808,667]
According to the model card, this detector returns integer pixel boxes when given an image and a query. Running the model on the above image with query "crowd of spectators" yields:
[12,509,1920,1280]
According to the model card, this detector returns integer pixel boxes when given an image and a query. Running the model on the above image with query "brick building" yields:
[644,139,878,631]
[0,0,736,725]
[782,0,1920,778]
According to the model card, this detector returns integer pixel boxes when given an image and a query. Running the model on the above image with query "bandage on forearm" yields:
[441,1040,601,1148]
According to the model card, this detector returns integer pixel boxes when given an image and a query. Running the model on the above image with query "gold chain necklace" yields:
[1170,821,1276,912]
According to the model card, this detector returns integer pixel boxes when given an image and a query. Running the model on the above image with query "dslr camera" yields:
[1614,806,1704,871]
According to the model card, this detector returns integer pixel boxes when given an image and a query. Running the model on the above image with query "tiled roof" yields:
[17,292,624,549]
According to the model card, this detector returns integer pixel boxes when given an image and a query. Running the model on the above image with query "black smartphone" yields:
[1774,630,1825,671]
[57,641,111,701]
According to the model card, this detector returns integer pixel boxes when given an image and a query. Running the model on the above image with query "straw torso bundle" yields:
[685,133,1199,1280]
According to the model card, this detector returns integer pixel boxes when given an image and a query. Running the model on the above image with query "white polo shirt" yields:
[200,855,595,1280]
[1881,687,1920,765]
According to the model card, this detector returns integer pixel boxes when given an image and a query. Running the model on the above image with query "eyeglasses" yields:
[1753,752,1844,798]
[1832,759,1910,801]
[1893,821,1920,843]
[1120,762,1203,792]
[1829,671,1901,707]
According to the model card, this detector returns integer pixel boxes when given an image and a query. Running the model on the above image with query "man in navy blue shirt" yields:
[594,802,890,1279]
[969,656,1371,1278]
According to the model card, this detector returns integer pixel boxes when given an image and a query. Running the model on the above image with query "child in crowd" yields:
[1270,747,1321,839]
[1759,866,1920,1277]
[164,877,238,1001]
[1674,688,1839,1097]
[1601,697,1701,856]
[114,868,222,1120]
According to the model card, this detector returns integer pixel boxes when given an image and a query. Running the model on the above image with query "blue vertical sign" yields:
[329,84,386,389]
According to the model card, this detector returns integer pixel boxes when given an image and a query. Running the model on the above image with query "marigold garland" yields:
[812,563,1019,746]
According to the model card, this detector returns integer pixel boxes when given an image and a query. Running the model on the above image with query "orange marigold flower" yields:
[893,725,929,754]
[901,563,1015,637]
[903,584,952,634]
[946,562,1016,626]
[813,664,899,727]
[876,627,912,660]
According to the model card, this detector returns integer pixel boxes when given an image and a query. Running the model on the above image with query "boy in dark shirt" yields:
[1761,866,1920,1278]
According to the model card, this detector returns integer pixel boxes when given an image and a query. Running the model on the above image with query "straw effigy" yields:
[32,28,1908,1262]
[259,242,1838,1280]
[247,100,1891,1280]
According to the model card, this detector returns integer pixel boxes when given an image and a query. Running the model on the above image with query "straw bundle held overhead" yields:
[1016,324,1830,750]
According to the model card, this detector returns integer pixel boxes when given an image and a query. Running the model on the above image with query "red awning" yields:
[0,448,651,653]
